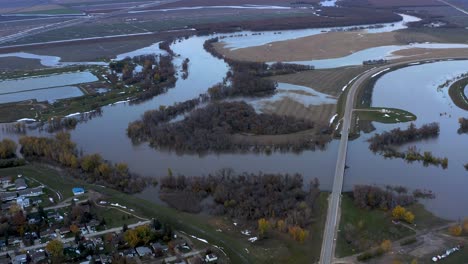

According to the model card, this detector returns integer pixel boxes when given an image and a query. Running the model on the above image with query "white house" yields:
[205,254,218,262]
[18,187,43,197]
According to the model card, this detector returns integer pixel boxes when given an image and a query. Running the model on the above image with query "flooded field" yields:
[0,71,97,103]
[346,60,468,219]
[0,14,467,219]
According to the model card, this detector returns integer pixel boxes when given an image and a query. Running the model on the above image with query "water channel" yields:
[0,14,467,219]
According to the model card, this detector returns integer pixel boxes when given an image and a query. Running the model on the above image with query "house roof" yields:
[15,178,27,188]
[135,246,152,256]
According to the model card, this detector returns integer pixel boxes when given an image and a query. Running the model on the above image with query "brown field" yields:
[216,31,403,62]
[269,67,367,96]
[156,0,320,8]
[259,67,369,124]
[215,28,468,63]
[0,31,189,70]
[367,0,444,7]
[12,4,66,12]
[391,47,468,58]
[0,57,44,71]
[260,97,336,124]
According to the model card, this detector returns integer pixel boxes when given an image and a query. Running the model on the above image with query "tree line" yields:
[18,132,151,193]
[352,185,419,211]
[159,169,320,238]
[368,122,440,152]
[128,101,315,152]
[458,117,468,134]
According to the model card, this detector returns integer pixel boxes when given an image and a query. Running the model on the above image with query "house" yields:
[30,250,47,264]
[135,246,153,257]
[13,254,27,264]
[0,191,17,202]
[0,176,12,188]
[151,242,168,256]
[72,187,85,196]
[59,227,70,235]
[15,178,27,190]
[205,253,218,262]
[16,197,30,209]
[40,229,56,239]
[18,187,43,197]
[120,248,137,258]
[187,256,204,264]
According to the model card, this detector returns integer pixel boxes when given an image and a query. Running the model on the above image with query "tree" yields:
[258,218,270,237]
[380,239,392,252]
[392,206,406,220]
[70,224,79,234]
[46,240,64,263]
[449,225,462,236]
[404,211,415,224]
[123,224,128,232]
[0,139,17,159]
[152,219,161,230]
[463,218,468,233]
[124,229,139,247]
[410,259,418,264]
[288,226,309,242]
[277,219,286,232]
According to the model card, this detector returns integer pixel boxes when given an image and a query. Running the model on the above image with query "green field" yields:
[15,8,83,15]
[336,194,415,258]
[448,77,468,111]
[355,107,417,124]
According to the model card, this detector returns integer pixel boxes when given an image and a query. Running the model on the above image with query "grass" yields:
[15,8,83,15]
[93,206,137,229]
[448,77,468,111]
[407,203,448,230]
[1,163,328,263]
[355,107,417,124]
[0,102,39,122]
[336,194,415,258]
[0,164,76,200]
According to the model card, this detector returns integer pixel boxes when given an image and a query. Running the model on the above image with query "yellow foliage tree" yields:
[449,225,462,236]
[70,224,79,234]
[404,211,415,224]
[463,218,468,234]
[46,239,64,262]
[288,226,309,243]
[392,205,406,220]
[124,229,139,247]
[277,219,286,232]
[380,239,392,252]
[258,218,270,236]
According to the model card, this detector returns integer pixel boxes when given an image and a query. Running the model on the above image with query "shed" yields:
[72,187,85,196]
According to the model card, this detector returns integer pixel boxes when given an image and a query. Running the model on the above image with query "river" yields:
[1,14,467,219]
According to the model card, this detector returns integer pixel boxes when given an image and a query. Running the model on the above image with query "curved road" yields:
[319,56,468,264]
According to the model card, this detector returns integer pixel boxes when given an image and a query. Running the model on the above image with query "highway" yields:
[319,57,468,264]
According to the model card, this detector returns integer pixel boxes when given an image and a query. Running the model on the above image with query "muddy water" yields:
[345,60,468,219]
[0,15,466,219]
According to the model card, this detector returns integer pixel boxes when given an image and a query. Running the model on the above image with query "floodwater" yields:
[0,71,97,103]
[250,82,337,112]
[320,0,338,7]
[0,14,467,218]
[0,71,97,93]
[345,60,468,219]
[219,14,420,50]
[0,86,83,104]
[289,43,468,69]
